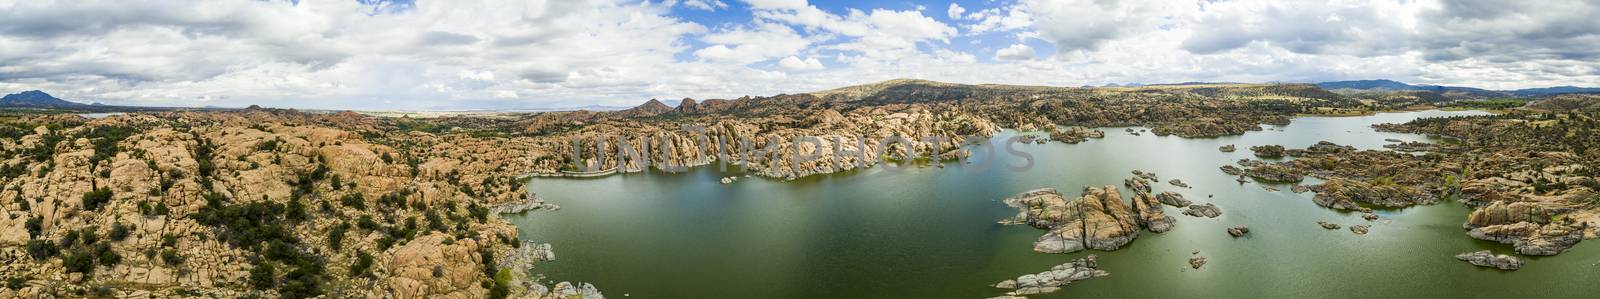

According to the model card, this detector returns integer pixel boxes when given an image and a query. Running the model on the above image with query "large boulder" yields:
[990,255,1108,297]
[1454,250,1523,270]
[1181,203,1223,218]
[1079,186,1140,250]
[1311,178,1436,211]
[1002,186,1141,253]
[383,233,487,298]
[1130,191,1176,233]
[1227,226,1250,237]
[1468,221,1586,256]
[1250,145,1286,158]
[1466,201,1550,228]
[1049,126,1105,144]
[1154,192,1191,207]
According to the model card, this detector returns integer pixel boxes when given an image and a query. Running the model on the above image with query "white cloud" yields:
[752,5,956,62]
[682,0,729,11]
[1020,0,1179,53]
[934,49,978,63]
[778,56,824,71]
[996,44,1035,60]
[964,5,1032,33]
[740,0,807,10]
[1,0,1596,109]
[1179,1,1417,56]
[693,21,817,64]
[0,0,719,109]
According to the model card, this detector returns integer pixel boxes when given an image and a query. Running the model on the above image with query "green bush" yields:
[256,139,280,152]
[161,234,178,247]
[107,223,132,241]
[340,194,366,210]
[61,249,95,275]
[4,276,27,290]
[94,243,120,266]
[327,224,348,251]
[81,187,113,211]
[248,262,276,290]
[11,195,27,211]
[25,240,57,260]
[350,252,374,278]
[76,227,98,246]
[286,198,307,222]
[489,268,512,299]
[24,216,42,239]
[357,216,379,231]
[160,249,184,266]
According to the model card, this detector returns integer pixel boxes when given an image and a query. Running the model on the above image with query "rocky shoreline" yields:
[490,193,561,214]
[0,110,602,298]
[1224,107,1600,268]
[3,79,1595,297]
[989,255,1108,297]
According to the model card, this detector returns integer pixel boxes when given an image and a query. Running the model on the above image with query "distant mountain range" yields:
[8,78,1599,113]
[0,90,87,108]
[1314,79,1600,97]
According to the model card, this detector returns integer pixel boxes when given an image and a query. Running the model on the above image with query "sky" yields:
[0,0,1597,110]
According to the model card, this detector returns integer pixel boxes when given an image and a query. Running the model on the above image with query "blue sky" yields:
[0,0,1595,110]
[664,0,1057,66]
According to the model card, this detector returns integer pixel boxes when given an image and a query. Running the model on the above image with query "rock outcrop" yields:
[1317,220,1340,230]
[1150,116,1280,138]
[1188,253,1207,269]
[0,111,585,298]
[1454,250,1523,270]
[1002,186,1140,253]
[1250,145,1285,158]
[1350,224,1371,235]
[1155,192,1191,207]
[1227,226,1250,237]
[1310,178,1436,211]
[1181,203,1222,218]
[1234,162,1306,182]
[1049,126,1105,144]
[1466,220,1586,256]
[990,255,1108,297]
[1130,191,1176,233]
[1123,177,1152,194]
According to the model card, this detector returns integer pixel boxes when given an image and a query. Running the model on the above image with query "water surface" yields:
[507,110,1600,298]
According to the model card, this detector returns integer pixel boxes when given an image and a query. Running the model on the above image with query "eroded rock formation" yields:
[989,255,1108,297]
[1002,186,1141,253]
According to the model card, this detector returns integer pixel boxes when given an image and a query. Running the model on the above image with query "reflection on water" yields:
[78,112,125,119]
[506,110,1600,298]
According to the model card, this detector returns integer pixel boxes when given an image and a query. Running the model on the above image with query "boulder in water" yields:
[1227,226,1250,237]
[1454,250,1523,270]
[1181,203,1222,218]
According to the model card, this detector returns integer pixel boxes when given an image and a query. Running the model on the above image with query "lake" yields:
[506,110,1600,298]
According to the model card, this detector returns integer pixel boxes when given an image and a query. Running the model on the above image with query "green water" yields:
[506,110,1600,298]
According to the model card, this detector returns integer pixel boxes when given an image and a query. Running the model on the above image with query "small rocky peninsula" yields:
[989,255,1108,297]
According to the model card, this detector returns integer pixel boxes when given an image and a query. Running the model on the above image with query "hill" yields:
[1513,86,1600,97]
[1316,80,1507,98]
[1525,94,1600,112]
[1316,79,1427,91]
[1318,79,1600,99]
[0,90,86,108]
[808,78,1063,103]
[604,79,1354,120]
